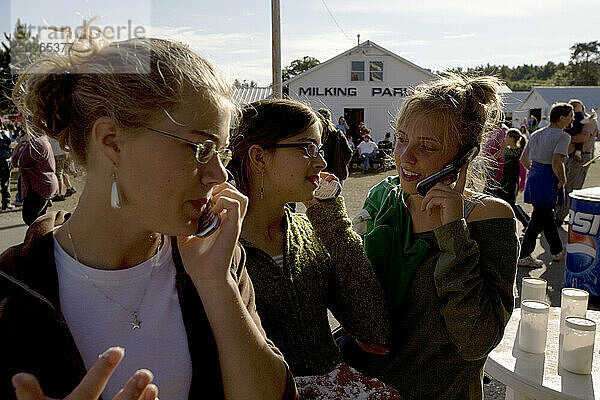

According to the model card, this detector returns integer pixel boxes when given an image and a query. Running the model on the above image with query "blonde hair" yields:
[394,73,503,193]
[12,22,233,167]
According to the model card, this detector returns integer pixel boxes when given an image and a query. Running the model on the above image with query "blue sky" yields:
[2,0,599,86]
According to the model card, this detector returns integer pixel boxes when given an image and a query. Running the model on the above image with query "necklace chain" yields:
[65,221,161,330]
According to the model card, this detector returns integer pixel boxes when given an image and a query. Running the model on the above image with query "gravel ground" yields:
[484,375,506,399]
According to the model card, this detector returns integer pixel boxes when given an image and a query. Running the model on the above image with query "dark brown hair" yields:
[550,103,573,123]
[228,98,320,195]
[506,128,527,148]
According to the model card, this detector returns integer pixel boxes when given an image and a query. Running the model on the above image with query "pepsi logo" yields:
[568,210,600,235]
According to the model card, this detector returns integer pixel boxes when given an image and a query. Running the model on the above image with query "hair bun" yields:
[36,71,75,137]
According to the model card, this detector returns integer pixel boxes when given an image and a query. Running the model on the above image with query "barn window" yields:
[370,61,383,81]
[351,61,364,81]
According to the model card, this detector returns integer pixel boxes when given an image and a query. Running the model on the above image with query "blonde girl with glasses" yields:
[0,26,296,400]
[348,74,519,399]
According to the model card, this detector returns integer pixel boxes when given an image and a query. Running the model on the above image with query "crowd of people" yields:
[1,24,593,400]
[0,120,78,225]
[491,100,600,267]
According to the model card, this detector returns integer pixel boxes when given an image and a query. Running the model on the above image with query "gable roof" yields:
[283,40,438,86]
[519,86,600,110]
[501,91,529,113]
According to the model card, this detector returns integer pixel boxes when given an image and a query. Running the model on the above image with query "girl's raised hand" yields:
[177,182,248,285]
[420,163,468,226]
[12,347,158,400]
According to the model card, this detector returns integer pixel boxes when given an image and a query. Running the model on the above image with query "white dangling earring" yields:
[110,172,122,209]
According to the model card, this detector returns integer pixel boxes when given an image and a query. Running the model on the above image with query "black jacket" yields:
[0,211,297,400]
[322,127,353,181]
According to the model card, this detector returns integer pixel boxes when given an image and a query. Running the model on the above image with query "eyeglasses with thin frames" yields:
[146,127,232,167]
[268,142,325,159]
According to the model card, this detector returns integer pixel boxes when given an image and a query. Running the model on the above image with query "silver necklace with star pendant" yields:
[66,221,160,330]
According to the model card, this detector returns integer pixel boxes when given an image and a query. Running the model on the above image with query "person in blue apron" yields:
[518,103,574,267]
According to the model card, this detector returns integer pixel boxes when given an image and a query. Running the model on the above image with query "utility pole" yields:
[271,0,282,99]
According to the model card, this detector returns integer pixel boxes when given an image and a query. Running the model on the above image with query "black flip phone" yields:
[195,209,221,237]
[416,146,479,196]
[195,174,236,238]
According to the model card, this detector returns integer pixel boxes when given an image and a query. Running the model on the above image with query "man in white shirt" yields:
[518,103,573,267]
[357,134,378,173]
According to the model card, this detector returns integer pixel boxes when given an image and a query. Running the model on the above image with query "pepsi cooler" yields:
[566,187,600,297]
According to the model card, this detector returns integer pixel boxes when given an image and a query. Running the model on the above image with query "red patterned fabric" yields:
[295,363,402,400]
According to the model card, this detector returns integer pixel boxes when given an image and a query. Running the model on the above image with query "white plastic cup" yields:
[521,277,547,302]
[560,288,589,336]
[560,317,596,374]
[519,300,550,354]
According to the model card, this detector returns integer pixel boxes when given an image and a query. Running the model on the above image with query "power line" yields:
[320,0,353,43]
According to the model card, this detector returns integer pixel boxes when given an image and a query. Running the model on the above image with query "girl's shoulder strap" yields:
[464,192,489,218]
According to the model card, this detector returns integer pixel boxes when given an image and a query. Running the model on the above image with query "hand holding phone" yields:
[195,174,237,238]
[177,180,248,288]
[314,178,342,200]
[416,146,479,196]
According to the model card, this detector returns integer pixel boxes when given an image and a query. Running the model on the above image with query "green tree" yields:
[570,41,600,85]
[282,56,320,81]
[551,63,574,86]
[0,19,42,114]
[0,42,13,114]
[233,79,257,88]
[5,19,42,72]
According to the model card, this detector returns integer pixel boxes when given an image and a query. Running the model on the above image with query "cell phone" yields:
[195,175,236,238]
[195,208,220,237]
[416,146,479,196]
[314,178,342,200]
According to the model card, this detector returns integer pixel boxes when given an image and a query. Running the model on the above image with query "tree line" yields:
[440,42,600,91]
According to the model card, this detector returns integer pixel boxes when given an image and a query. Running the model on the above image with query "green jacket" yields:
[363,176,429,314]
[241,196,389,377]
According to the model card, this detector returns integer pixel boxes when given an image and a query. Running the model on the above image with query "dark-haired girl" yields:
[229,99,397,397]
[495,128,530,228]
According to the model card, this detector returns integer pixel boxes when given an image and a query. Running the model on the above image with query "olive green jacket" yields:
[241,197,389,377]
[353,216,518,400]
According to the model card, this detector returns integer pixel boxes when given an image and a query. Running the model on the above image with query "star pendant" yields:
[130,312,142,330]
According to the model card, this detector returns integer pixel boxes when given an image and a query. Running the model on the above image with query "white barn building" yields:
[501,91,529,126]
[518,86,600,121]
[284,40,438,142]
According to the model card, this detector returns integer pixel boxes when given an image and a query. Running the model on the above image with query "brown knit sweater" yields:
[241,196,389,377]
[349,218,518,400]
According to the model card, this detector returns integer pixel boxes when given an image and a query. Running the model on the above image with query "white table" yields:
[485,307,600,399]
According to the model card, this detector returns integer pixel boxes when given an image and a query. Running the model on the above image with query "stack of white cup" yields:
[518,280,597,375]
[519,277,550,354]
[558,288,596,375]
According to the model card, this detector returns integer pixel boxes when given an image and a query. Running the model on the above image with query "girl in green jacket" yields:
[348,74,519,400]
